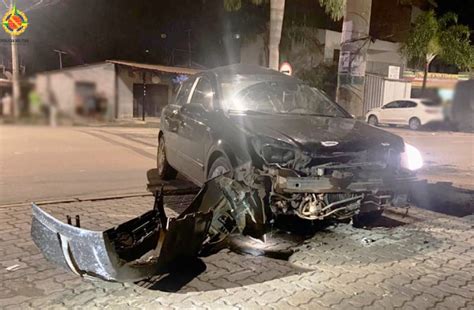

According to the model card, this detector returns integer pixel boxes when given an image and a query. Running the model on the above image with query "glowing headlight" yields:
[401,143,423,171]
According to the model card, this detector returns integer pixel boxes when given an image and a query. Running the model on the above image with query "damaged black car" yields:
[31,64,424,282]
[158,64,422,223]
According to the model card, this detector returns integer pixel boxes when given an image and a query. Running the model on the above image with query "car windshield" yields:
[220,79,349,118]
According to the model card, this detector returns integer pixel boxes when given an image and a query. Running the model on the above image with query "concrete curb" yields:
[0,183,200,209]
[0,192,152,209]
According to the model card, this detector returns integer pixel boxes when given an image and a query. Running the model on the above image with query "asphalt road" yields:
[385,127,474,189]
[0,126,159,205]
[0,124,472,205]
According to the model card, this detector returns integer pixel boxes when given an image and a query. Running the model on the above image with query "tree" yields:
[402,10,473,92]
[224,0,345,70]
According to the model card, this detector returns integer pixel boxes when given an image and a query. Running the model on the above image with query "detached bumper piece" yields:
[31,176,265,282]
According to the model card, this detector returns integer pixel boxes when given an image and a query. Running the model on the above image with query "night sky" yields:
[436,0,474,29]
[0,0,471,76]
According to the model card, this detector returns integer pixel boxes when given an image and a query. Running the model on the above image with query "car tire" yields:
[368,115,378,126]
[409,117,421,131]
[207,156,233,179]
[157,136,177,180]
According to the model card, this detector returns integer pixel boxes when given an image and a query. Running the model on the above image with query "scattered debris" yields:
[6,264,20,271]
[361,237,376,246]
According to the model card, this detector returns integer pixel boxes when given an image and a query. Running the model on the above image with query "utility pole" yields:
[11,34,20,118]
[142,72,146,121]
[336,0,372,118]
[53,49,67,69]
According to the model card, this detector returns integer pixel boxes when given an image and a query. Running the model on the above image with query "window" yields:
[384,101,401,109]
[333,49,340,64]
[404,101,417,108]
[220,80,348,118]
[175,79,194,106]
[190,78,213,109]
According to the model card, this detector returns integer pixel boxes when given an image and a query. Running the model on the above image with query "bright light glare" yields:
[228,97,246,111]
[401,143,423,171]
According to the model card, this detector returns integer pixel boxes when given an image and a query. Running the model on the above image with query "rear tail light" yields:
[425,109,441,114]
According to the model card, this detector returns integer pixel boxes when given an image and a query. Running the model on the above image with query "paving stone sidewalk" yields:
[0,195,473,309]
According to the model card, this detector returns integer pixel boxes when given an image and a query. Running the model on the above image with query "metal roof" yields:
[106,60,200,75]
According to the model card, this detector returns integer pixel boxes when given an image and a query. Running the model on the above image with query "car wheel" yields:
[157,136,177,180]
[208,156,233,179]
[368,115,378,126]
[409,117,421,131]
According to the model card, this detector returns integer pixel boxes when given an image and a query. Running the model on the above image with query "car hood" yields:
[228,114,404,154]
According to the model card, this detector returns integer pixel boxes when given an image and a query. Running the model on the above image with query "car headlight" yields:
[400,143,423,171]
[251,137,296,165]
[261,145,295,164]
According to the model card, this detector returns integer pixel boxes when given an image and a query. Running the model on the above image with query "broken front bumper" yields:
[31,176,265,282]
[31,203,212,282]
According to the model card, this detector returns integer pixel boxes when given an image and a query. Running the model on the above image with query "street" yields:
[1,125,473,205]
[387,127,474,189]
[0,124,473,309]
[0,126,159,205]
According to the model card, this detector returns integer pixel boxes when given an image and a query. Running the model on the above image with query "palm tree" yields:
[225,0,345,70]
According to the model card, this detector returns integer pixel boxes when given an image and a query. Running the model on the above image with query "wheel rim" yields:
[410,119,420,130]
[369,116,377,125]
[209,165,228,179]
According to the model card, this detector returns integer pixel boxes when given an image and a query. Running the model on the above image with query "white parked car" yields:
[366,99,445,130]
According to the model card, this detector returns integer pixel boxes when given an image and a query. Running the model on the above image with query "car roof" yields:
[206,64,295,82]
[392,98,432,103]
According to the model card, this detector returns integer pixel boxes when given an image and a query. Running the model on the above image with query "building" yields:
[35,61,199,120]
[316,29,405,78]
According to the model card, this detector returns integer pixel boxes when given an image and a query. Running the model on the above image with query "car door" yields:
[379,101,402,124]
[399,100,418,125]
[161,78,194,171]
[178,76,215,185]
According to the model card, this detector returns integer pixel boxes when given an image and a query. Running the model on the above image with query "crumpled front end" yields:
[31,176,265,282]
[249,136,417,221]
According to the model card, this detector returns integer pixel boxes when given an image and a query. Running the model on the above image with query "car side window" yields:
[189,77,213,110]
[397,101,408,108]
[405,101,417,108]
[384,101,400,109]
[175,79,194,106]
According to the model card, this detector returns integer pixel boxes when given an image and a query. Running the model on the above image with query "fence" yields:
[363,74,411,114]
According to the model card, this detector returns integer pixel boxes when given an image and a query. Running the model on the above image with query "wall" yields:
[35,63,115,117]
[116,66,174,119]
[318,29,342,63]
[382,79,412,104]
[364,74,412,114]
[35,62,179,120]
